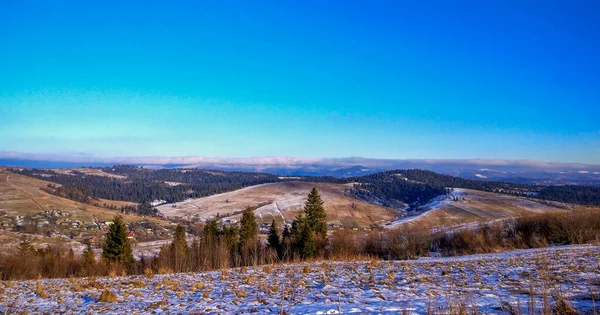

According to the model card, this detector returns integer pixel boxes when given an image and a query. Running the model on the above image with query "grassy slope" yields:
[157,181,401,228]
[0,171,165,224]
[403,189,574,230]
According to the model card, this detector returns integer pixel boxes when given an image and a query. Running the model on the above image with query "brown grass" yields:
[403,189,569,231]
[98,289,118,303]
[0,171,167,224]
[156,181,399,228]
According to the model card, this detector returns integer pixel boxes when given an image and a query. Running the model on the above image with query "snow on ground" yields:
[2,245,598,314]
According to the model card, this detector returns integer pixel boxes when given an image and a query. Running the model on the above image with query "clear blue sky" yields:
[1,1,599,163]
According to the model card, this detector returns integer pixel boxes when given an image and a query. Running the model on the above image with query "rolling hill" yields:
[157,181,402,228]
[0,170,167,225]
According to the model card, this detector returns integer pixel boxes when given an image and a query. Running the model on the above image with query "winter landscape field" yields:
[2,244,598,314]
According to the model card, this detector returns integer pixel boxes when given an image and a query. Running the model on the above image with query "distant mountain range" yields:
[1,152,600,186]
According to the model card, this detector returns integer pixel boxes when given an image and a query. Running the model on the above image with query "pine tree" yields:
[299,223,316,258]
[202,219,220,244]
[304,187,327,240]
[102,215,133,264]
[267,220,281,259]
[82,242,95,266]
[288,188,329,258]
[239,207,258,246]
[281,224,292,260]
[171,224,188,272]
[291,213,308,257]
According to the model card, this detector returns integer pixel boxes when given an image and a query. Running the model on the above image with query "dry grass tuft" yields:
[553,295,580,315]
[34,281,46,298]
[158,267,173,275]
[262,265,272,274]
[98,289,118,303]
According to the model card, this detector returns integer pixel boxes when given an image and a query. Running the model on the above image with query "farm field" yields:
[157,181,401,228]
[2,244,598,314]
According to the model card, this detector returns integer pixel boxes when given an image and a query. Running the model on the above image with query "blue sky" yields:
[1,1,599,163]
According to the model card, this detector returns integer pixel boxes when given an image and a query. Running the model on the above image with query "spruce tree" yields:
[239,207,258,246]
[304,187,327,240]
[267,220,281,258]
[291,213,308,257]
[290,188,329,258]
[299,223,316,258]
[171,224,188,272]
[202,219,220,244]
[102,215,133,264]
[82,242,95,266]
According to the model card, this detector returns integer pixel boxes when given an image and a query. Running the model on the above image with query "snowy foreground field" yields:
[2,245,599,314]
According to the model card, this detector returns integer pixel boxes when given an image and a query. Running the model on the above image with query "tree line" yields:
[11,167,600,212]
[2,190,600,281]
[0,188,329,280]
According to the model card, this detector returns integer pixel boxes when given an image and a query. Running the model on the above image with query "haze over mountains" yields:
[2,151,600,185]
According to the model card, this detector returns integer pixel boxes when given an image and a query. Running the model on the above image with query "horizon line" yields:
[1,151,599,168]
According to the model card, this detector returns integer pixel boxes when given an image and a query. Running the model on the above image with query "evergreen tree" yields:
[304,187,328,240]
[82,242,95,266]
[102,215,133,264]
[291,213,307,257]
[267,220,281,259]
[202,219,220,244]
[239,207,258,246]
[292,188,328,257]
[171,224,188,272]
[281,224,292,260]
[299,223,316,258]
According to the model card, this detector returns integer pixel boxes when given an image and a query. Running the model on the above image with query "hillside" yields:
[157,181,401,228]
[0,170,171,247]
[389,188,569,230]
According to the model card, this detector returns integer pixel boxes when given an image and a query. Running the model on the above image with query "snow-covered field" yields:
[2,245,598,314]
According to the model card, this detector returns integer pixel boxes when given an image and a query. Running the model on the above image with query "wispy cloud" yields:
[1,151,599,170]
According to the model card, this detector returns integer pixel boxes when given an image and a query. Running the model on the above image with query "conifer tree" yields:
[267,220,281,258]
[82,242,95,266]
[304,187,328,240]
[202,219,220,244]
[281,224,292,259]
[239,207,258,246]
[291,213,308,257]
[102,215,133,264]
[299,223,316,258]
[171,224,188,272]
